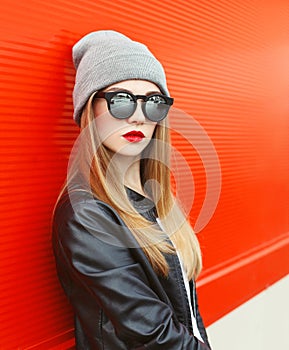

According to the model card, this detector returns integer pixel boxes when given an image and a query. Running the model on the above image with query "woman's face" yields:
[92,80,159,157]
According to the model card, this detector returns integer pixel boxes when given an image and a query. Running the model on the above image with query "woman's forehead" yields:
[104,80,161,93]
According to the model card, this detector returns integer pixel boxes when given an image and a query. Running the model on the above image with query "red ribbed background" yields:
[0,0,288,348]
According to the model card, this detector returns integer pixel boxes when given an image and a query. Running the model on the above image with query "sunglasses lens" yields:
[145,95,170,122]
[110,92,136,119]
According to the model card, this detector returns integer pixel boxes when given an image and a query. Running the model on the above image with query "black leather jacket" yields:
[52,188,211,349]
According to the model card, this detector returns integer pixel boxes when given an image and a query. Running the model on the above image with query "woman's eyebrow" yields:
[104,87,161,95]
[146,90,162,95]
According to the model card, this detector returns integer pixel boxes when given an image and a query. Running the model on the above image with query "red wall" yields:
[0,0,288,348]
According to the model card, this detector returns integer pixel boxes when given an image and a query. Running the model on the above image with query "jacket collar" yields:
[125,187,157,222]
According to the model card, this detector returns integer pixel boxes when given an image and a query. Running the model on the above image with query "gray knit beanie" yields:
[72,30,169,125]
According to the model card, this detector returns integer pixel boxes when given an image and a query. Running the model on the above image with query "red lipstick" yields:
[122,130,145,143]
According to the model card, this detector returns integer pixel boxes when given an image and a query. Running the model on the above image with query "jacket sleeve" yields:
[54,197,210,350]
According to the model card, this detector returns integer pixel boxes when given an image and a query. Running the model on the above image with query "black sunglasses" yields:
[94,90,174,122]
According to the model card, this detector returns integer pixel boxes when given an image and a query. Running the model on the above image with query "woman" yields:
[53,30,211,349]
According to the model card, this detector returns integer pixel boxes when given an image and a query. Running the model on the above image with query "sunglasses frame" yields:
[94,90,174,122]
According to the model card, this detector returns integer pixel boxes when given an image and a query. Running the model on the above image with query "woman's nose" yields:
[127,102,146,124]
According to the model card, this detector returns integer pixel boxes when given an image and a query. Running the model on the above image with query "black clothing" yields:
[52,188,211,349]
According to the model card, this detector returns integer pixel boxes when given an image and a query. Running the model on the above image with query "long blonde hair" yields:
[66,93,202,280]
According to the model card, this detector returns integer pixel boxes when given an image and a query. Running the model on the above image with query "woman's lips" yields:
[122,130,145,143]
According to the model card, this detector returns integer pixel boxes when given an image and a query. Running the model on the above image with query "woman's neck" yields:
[111,153,145,196]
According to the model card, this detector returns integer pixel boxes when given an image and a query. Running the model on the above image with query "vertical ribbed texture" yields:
[0,0,288,348]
